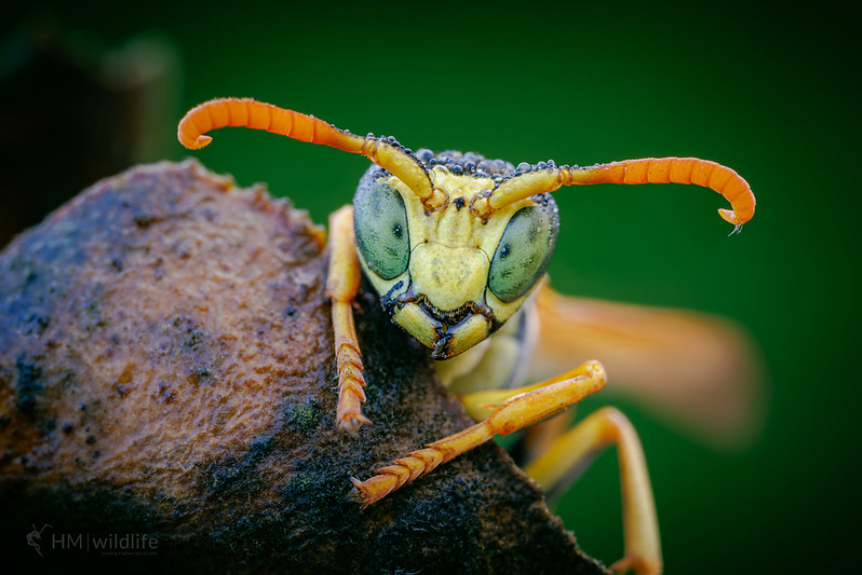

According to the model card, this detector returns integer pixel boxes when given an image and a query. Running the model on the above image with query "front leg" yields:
[327,206,371,433]
[350,360,607,504]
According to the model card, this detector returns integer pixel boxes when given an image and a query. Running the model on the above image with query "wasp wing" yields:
[528,283,765,449]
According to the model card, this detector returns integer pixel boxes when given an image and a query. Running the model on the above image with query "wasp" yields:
[178,98,756,575]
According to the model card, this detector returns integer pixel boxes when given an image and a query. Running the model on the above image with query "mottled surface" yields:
[0,161,606,573]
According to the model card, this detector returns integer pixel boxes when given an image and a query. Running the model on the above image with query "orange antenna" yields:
[481,158,756,234]
[178,98,438,204]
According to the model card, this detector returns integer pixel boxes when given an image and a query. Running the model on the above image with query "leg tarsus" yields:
[338,412,373,435]
[350,446,446,506]
[332,302,371,433]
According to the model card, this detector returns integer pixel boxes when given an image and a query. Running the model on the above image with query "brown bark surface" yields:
[0,160,607,574]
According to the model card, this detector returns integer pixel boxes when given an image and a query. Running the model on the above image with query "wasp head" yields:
[353,150,558,359]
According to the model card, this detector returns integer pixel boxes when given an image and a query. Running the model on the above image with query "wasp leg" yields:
[519,409,577,464]
[524,407,662,575]
[327,206,371,434]
[350,360,606,504]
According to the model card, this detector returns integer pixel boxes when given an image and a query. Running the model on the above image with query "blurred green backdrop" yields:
[4,1,859,572]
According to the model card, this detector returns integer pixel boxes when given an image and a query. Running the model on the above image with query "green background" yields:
[5,1,860,572]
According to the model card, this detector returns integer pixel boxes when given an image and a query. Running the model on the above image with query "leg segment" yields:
[327,206,371,434]
[524,407,662,575]
[350,360,607,504]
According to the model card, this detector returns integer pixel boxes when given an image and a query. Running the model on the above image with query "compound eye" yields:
[488,205,558,303]
[353,179,410,280]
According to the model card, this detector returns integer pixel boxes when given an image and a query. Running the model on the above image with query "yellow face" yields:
[353,152,558,359]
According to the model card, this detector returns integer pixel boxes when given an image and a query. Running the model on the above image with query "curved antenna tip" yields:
[718,208,745,235]
[186,135,213,150]
[718,208,740,225]
[179,135,213,150]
